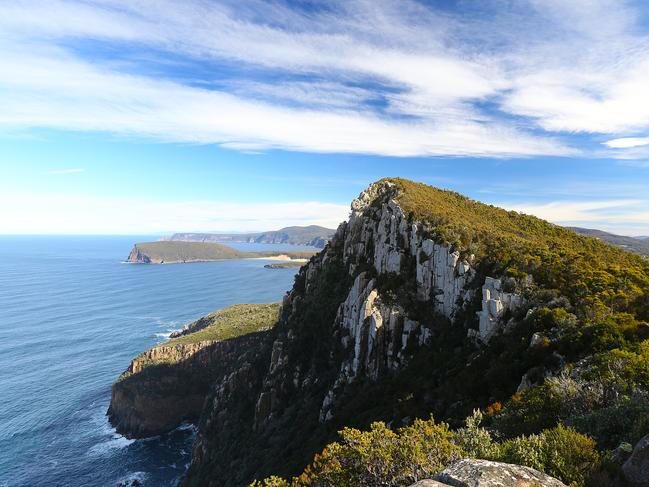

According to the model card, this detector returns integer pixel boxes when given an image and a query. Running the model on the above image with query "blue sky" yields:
[1,0,648,235]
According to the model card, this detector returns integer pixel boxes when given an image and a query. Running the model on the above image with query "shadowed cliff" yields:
[108,304,280,438]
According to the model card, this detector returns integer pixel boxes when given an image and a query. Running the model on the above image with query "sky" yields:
[1,0,649,236]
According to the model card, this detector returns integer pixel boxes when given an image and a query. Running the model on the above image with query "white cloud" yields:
[0,42,571,157]
[0,0,575,157]
[0,193,350,234]
[2,0,649,157]
[498,199,649,236]
[603,137,649,149]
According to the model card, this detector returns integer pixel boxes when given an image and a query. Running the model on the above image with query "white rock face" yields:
[313,182,523,421]
[342,181,476,321]
[477,277,523,342]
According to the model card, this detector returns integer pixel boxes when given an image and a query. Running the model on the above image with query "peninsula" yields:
[126,241,317,264]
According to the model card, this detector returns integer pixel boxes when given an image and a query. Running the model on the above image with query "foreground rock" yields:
[410,480,448,487]
[623,434,649,487]
[108,303,279,438]
[431,459,567,487]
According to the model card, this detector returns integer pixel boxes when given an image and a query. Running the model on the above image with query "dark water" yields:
[0,236,306,487]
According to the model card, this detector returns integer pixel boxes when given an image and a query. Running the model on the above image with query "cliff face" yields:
[108,333,269,438]
[181,181,529,486]
[108,303,279,438]
[127,245,152,263]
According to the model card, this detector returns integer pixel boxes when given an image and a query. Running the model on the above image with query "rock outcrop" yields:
[414,459,567,487]
[623,434,649,487]
[409,480,449,487]
[127,245,152,264]
[108,333,268,438]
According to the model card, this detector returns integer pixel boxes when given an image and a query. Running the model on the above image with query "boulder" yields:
[623,434,649,486]
[433,459,567,487]
[409,480,449,487]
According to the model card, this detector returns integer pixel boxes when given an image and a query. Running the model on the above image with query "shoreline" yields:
[124,255,310,265]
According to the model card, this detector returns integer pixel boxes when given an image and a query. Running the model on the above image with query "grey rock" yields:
[409,480,450,487]
[477,278,524,342]
[624,434,649,486]
[434,459,567,487]
[529,332,546,348]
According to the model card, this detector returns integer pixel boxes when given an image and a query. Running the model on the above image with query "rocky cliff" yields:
[179,180,537,486]
[114,178,649,486]
[108,303,279,438]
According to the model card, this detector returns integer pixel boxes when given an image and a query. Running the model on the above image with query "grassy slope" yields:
[391,177,643,265]
[163,303,280,346]
[567,227,649,257]
[131,241,317,262]
[388,177,649,308]
[134,241,247,261]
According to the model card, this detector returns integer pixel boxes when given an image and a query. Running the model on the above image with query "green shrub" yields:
[300,419,461,486]
[497,424,600,487]
[454,409,500,459]
[569,394,649,449]
[249,477,289,487]
[252,412,603,487]
[252,418,462,487]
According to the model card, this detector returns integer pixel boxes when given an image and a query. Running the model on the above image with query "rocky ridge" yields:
[180,180,532,486]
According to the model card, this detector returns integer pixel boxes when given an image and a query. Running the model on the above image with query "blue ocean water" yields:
[0,236,306,487]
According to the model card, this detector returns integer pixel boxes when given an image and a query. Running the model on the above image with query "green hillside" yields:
[248,179,649,486]
[389,177,649,317]
[127,241,317,263]
[164,303,280,347]
[133,241,247,262]
[567,227,649,257]
[169,225,335,248]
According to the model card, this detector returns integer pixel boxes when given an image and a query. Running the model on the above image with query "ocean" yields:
[0,236,307,487]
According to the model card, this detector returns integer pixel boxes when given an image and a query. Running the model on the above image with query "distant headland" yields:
[126,241,317,264]
[164,225,335,249]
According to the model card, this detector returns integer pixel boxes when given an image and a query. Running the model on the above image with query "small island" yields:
[263,261,304,269]
[126,241,317,264]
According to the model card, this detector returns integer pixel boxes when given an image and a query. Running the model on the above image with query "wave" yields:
[116,471,148,485]
[86,405,135,456]
[87,434,135,456]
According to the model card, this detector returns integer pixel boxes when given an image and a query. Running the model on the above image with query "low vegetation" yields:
[252,411,600,487]
[163,303,280,346]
